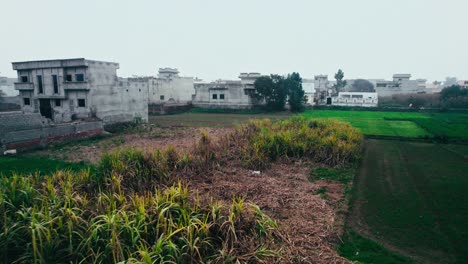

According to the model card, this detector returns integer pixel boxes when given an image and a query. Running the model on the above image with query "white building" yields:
[332,92,378,107]
[193,73,263,109]
[148,68,194,104]
[12,58,148,124]
[0,76,18,96]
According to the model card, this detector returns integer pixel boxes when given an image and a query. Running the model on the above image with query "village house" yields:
[192,73,263,109]
[12,58,148,124]
[332,92,378,107]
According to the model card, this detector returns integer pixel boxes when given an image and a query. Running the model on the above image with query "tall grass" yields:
[228,116,363,168]
[0,170,282,263]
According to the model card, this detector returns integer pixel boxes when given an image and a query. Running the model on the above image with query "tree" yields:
[254,74,287,111]
[0,89,5,102]
[444,77,457,87]
[333,69,347,93]
[350,79,375,92]
[285,72,305,112]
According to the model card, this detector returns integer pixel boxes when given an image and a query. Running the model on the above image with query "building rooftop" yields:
[12,58,119,70]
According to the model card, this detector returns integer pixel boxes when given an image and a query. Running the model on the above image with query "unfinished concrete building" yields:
[148,68,195,105]
[12,58,148,124]
[192,73,263,109]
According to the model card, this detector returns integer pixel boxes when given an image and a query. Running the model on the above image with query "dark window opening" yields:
[66,74,72,82]
[37,75,43,94]
[55,99,61,107]
[212,94,217,100]
[21,76,29,83]
[160,95,165,100]
[78,99,86,107]
[52,75,59,94]
[23,98,30,105]
[220,94,225,100]
[75,74,85,82]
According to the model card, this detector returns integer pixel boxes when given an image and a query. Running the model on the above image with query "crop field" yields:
[302,110,468,141]
[349,140,468,263]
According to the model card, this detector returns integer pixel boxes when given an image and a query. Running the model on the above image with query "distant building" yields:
[148,68,195,104]
[12,58,148,124]
[371,74,427,96]
[302,78,315,104]
[193,73,263,109]
[332,92,378,107]
[457,80,468,89]
[0,76,18,96]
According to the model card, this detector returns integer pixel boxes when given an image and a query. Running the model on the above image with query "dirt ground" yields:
[29,125,351,263]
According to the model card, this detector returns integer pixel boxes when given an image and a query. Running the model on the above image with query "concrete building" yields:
[371,74,427,96]
[0,76,18,96]
[12,58,148,124]
[302,78,315,104]
[332,92,378,107]
[148,68,195,104]
[193,73,263,109]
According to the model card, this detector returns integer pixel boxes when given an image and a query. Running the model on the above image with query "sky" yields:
[0,0,467,82]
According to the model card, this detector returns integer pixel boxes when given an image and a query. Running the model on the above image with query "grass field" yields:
[150,112,291,127]
[0,156,92,176]
[349,140,468,263]
[302,110,468,140]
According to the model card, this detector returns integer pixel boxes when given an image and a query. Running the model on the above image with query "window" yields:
[66,74,72,82]
[21,76,29,83]
[78,99,86,107]
[23,98,30,105]
[376,83,387,87]
[37,75,43,94]
[55,99,61,107]
[160,95,165,100]
[52,75,59,94]
[212,94,217,100]
[351,94,363,99]
[75,74,84,82]
[219,94,225,100]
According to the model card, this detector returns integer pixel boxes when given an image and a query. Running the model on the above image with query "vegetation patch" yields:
[0,117,363,263]
[338,231,413,264]
[0,156,92,177]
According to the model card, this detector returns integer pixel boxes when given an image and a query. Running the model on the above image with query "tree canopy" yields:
[254,73,305,112]
[333,69,347,93]
[350,79,375,92]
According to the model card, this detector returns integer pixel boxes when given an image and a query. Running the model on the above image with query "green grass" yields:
[0,156,92,176]
[149,112,291,128]
[302,110,468,140]
[302,110,431,137]
[338,231,413,264]
[350,140,468,263]
[309,167,355,184]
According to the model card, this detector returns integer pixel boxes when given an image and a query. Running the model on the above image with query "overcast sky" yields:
[1,0,467,81]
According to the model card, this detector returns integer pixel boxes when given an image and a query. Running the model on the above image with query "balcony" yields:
[14,82,34,90]
[63,81,90,90]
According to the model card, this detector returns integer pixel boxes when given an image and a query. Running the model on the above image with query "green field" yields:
[302,110,468,140]
[150,112,291,127]
[0,156,92,176]
[349,140,468,263]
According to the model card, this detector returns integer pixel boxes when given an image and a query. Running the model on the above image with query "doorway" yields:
[39,99,53,119]
[326,97,332,105]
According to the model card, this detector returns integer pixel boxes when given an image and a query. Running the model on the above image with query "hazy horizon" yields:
[1,0,467,82]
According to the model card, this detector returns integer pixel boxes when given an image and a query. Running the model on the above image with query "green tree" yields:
[350,79,375,92]
[254,74,287,111]
[333,69,347,93]
[286,72,305,112]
